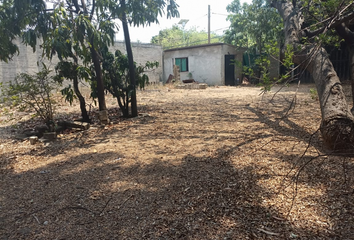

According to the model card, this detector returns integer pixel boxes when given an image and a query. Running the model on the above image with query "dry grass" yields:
[0,84,353,239]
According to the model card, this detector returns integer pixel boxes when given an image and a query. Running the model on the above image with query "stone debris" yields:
[175,83,208,89]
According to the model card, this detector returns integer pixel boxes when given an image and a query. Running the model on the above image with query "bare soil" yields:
[0,84,353,240]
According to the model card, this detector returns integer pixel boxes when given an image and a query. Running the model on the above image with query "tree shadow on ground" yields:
[242,104,353,239]
[268,151,354,239]
[245,105,322,150]
[1,144,341,240]
[1,88,352,239]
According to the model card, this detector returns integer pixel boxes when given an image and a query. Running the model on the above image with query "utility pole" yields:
[208,5,211,44]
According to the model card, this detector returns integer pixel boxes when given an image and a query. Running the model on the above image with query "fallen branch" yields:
[257,228,280,236]
[117,194,134,210]
[32,214,40,224]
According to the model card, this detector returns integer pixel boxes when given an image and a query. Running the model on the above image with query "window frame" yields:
[174,57,189,72]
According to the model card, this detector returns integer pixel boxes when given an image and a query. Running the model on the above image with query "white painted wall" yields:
[163,43,246,86]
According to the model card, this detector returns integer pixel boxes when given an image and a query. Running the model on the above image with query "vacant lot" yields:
[1,85,353,239]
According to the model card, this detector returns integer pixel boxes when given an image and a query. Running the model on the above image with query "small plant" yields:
[309,88,318,100]
[187,72,193,79]
[0,64,59,131]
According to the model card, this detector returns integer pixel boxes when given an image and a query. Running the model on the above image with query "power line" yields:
[189,14,207,23]
[212,12,229,17]
[211,27,229,32]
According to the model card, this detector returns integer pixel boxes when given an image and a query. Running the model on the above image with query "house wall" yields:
[163,45,224,86]
[220,45,245,84]
[109,41,163,84]
[163,44,246,86]
[0,40,163,84]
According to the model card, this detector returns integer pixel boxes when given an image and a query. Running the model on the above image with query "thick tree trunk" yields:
[121,0,138,117]
[273,1,354,152]
[350,49,354,113]
[334,23,354,113]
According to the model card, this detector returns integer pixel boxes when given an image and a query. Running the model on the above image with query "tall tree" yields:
[270,0,354,152]
[335,23,354,113]
[225,0,283,81]
[120,0,138,117]
[42,4,97,123]
[225,0,282,52]
[0,0,47,62]
[1,0,179,120]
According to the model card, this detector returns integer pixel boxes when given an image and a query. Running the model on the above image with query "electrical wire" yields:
[212,12,229,16]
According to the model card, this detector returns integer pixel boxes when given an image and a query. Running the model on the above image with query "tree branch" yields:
[335,23,354,45]
[90,0,95,21]
[305,6,354,38]
[72,0,81,14]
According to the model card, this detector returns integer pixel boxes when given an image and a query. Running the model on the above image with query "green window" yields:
[175,58,188,72]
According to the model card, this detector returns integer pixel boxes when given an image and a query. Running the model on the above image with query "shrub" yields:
[0,64,59,131]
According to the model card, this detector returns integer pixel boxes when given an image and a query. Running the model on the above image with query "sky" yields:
[115,0,252,43]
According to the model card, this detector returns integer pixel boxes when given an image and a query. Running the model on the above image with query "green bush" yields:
[0,64,59,131]
[309,88,318,100]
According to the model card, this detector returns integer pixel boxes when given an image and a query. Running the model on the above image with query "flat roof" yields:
[163,43,241,52]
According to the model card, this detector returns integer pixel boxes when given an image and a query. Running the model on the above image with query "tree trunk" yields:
[335,23,354,113]
[121,0,138,117]
[90,44,107,111]
[71,56,90,122]
[73,74,90,122]
[272,1,354,152]
[73,0,107,112]
[350,49,354,113]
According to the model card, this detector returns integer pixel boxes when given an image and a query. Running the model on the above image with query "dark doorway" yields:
[225,55,235,86]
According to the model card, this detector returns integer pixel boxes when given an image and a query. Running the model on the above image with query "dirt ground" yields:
[0,84,353,240]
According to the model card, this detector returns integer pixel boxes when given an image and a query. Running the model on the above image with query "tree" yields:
[270,0,354,152]
[103,0,179,117]
[0,0,47,62]
[1,0,179,121]
[120,0,138,117]
[225,0,282,51]
[151,25,222,49]
[335,21,354,113]
[43,5,96,123]
[225,0,283,81]
[101,47,159,117]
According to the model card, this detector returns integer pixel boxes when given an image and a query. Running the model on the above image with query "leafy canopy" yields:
[224,0,283,51]
[151,25,222,49]
[0,0,180,62]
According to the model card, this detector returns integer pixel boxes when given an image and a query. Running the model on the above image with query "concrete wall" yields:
[0,40,163,84]
[109,41,163,84]
[0,39,44,84]
[163,43,246,86]
[220,45,245,84]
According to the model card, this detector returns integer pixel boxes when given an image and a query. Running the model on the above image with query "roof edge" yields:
[163,43,244,52]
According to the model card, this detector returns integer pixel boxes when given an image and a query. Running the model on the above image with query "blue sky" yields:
[115,0,252,43]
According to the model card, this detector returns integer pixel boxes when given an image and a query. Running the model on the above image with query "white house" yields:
[163,43,246,86]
